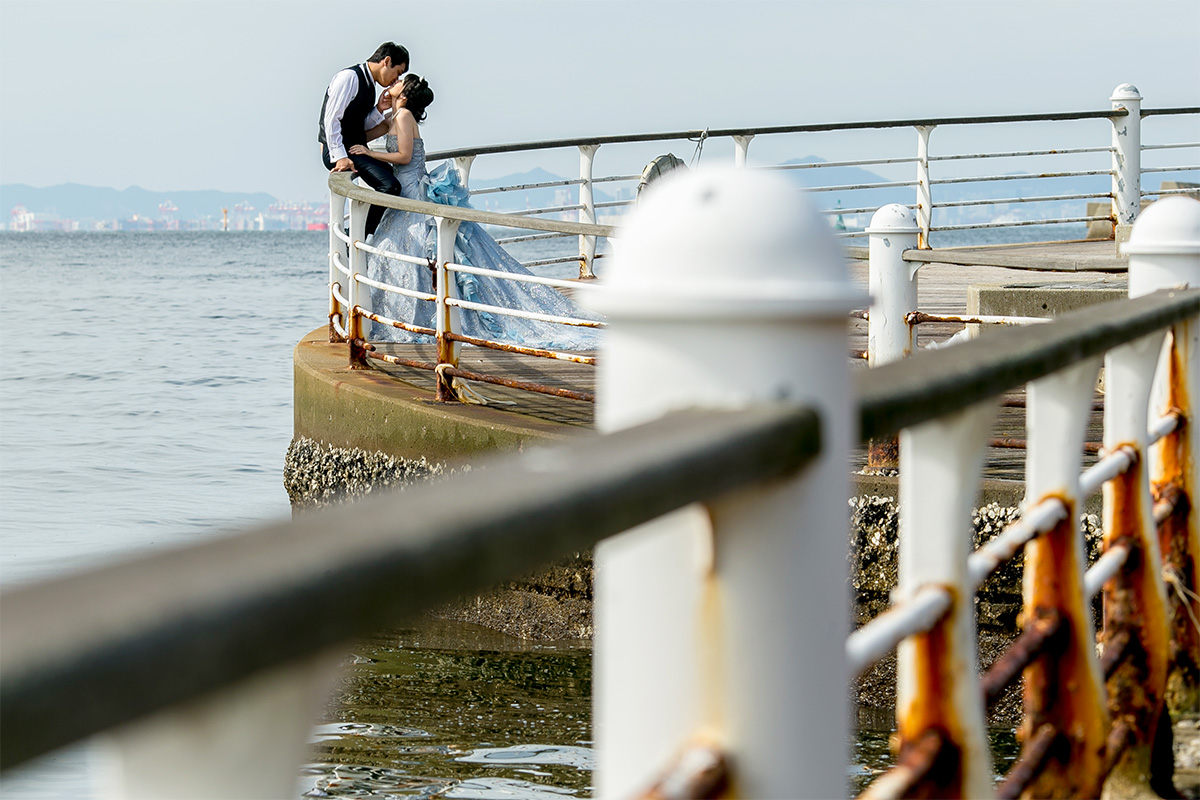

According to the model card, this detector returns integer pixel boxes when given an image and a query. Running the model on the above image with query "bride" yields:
[349,75,601,352]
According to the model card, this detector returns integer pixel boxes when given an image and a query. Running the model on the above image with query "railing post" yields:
[327,188,347,342]
[866,204,920,471]
[434,215,463,401]
[1111,83,1142,245]
[588,167,862,798]
[896,401,997,799]
[453,155,475,189]
[1125,196,1200,717]
[578,144,599,279]
[732,134,754,167]
[915,125,936,249]
[346,199,369,368]
[1022,356,1111,797]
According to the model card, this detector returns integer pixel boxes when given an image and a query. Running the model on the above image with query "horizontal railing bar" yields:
[0,404,820,772]
[930,146,1114,161]
[1146,188,1200,197]
[968,498,1068,589]
[438,365,595,402]
[1142,107,1200,117]
[846,585,953,676]
[522,256,587,269]
[365,348,436,370]
[1086,541,1131,598]
[427,109,1132,161]
[330,174,616,238]
[592,174,642,184]
[933,192,1113,208]
[442,332,597,365]
[763,155,920,171]
[446,296,605,328]
[857,289,1200,442]
[330,283,349,307]
[1080,445,1138,498]
[1141,164,1200,174]
[470,178,584,195]
[448,262,596,292]
[360,312,435,337]
[1142,142,1200,151]
[331,316,347,338]
[910,312,1050,326]
[821,205,893,216]
[355,274,436,302]
[508,203,586,217]
[356,240,433,268]
[596,200,633,209]
[930,169,1113,186]
[930,215,1107,232]
[495,232,574,245]
[332,252,350,277]
[805,179,919,193]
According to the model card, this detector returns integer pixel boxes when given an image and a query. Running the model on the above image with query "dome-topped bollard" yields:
[586,167,865,798]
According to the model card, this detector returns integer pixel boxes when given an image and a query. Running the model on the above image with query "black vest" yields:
[318,64,375,150]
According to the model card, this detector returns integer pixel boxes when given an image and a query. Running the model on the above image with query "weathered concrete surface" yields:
[968,277,1128,319]
[294,328,577,464]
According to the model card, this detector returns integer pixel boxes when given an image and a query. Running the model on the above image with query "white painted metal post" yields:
[434,215,463,401]
[578,145,599,279]
[867,204,921,367]
[732,134,754,167]
[1022,356,1111,796]
[897,401,997,799]
[346,199,369,349]
[453,155,476,190]
[327,188,347,342]
[915,125,936,249]
[1124,195,1200,712]
[1111,84,1143,244]
[587,167,863,798]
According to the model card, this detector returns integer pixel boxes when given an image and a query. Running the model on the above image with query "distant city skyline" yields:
[1,0,1197,202]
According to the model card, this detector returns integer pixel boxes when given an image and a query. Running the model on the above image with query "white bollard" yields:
[587,167,864,798]
[1111,84,1142,244]
[867,204,921,367]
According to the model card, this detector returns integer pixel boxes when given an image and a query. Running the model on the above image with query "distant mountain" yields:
[0,183,279,222]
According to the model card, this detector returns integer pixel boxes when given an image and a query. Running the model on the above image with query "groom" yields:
[319,42,409,236]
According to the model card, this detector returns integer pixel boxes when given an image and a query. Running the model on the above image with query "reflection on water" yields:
[302,619,593,799]
[305,619,1023,799]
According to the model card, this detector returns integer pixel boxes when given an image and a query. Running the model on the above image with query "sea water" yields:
[0,225,1074,798]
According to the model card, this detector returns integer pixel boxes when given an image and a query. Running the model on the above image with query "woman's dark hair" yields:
[399,74,434,123]
[369,42,409,69]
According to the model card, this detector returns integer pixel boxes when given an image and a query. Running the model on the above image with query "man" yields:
[319,42,409,236]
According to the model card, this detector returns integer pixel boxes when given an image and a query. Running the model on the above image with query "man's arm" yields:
[322,69,358,166]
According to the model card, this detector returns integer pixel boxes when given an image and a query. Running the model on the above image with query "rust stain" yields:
[1152,331,1200,713]
[995,723,1066,800]
[1020,496,1110,798]
[1101,449,1171,787]
[894,591,968,798]
[867,437,900,472]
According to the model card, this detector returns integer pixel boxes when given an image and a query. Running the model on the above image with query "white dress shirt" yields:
[323,64,386,162]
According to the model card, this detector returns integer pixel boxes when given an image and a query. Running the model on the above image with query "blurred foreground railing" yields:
[3,174,1199,800]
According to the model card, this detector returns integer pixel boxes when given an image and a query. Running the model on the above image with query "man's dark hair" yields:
[369,42,409,68]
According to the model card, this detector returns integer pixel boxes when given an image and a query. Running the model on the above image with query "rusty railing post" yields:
[866,204,920,471]
[346,198,370,369]
[896,401,997,798]
[1021,357,1111,796]
[434,215,463,401]
[588,166,862,798]
[1126,196,1200,717]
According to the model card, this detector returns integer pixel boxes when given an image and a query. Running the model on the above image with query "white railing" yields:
[3,169,1199,798]
[421,84,1196,261]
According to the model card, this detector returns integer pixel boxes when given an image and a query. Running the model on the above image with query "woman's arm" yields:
[349,110,415,165]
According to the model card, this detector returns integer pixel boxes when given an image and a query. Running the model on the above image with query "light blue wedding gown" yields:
[364,135,602,351]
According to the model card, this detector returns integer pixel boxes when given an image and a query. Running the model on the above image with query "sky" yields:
[1,0,1197,202]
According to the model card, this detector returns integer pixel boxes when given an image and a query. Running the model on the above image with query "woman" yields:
[349,75,601,352]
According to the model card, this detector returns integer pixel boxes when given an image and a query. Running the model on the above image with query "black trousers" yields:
[322,145,403,237]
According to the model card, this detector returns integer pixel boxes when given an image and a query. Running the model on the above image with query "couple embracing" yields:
[317,42,601,359]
